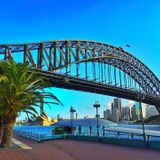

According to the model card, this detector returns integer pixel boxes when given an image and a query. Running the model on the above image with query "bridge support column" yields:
[155,105,160,114]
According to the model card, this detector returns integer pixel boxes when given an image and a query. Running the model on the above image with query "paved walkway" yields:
[12,138,32,150]
[0,135,160,160]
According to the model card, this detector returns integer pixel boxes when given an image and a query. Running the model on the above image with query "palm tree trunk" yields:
[0,125,4,144]
[0,116,16,148]
[0,117,3,144]
[0,124,13,148]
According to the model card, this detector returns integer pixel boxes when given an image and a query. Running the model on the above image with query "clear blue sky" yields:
[0,0,160,120]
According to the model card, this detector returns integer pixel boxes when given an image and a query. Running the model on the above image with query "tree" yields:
[0,60,62,148]
[0,115,4,143]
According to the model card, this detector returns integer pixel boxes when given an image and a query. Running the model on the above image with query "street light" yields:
[70,106,76,135]
[93,101,100,139]
[137,93,146,147]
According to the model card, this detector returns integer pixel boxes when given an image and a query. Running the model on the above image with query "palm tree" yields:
[0,60,62,148]
[0,115,4,143]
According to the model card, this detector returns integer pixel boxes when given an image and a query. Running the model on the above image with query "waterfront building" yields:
[111,98,122,122]
[134,102,140,120]
[111,102,118,122]
[129,102,147,121]
[114,98,122,121]
[104,109,112,120]
[76,113,78,119]
[131,104,137,120]
[25,112,57,126]
[121,106,130,121]
[142,103,147,119]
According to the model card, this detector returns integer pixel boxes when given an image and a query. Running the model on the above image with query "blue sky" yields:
[0,0,160,120]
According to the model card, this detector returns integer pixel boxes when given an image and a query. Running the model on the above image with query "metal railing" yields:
[14,126,160,144]
[73,127,160,142]
[14,130,47,142]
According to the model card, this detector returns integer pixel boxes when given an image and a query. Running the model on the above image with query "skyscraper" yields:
[111,98,122,122]
[114,98,122,121]
[130,102,146,121]
[121,106,130,121]
[131,104,137,120]
[135,102,140,120]
[104,109,111,120]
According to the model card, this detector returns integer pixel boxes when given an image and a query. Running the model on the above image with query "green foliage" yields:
[134,115,160,124]
[144,115,160,124]
[0,59,63,148]
[0,60,62,119]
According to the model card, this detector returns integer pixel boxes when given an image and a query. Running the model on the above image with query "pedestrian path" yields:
[0,135,160,160]
[12,138,32,150]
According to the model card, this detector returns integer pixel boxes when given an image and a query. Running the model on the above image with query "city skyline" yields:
[0,0,160,120]
[103,98,157,122]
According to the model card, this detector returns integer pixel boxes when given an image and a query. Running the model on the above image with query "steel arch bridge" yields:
[0,40,160,112]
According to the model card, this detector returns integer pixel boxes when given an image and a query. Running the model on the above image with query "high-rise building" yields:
[121,106,130,121]
[146,105,159,119]
[114,98,122,121]
[75,113,78,119]
[131,104,137,120]
[141,103,147,119]
[104,109,112,120]
[135,102,140,120]
[128,101,135,120]
[111,98,122,122]
[111,102,118,122]
[136,102,147,120]
[130,102,146,121]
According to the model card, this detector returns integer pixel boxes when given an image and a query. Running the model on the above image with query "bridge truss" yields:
[0,40,160,112]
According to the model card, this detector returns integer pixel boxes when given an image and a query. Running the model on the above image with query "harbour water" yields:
[14,124,160,142]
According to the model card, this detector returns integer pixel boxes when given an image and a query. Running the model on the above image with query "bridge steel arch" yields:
[0,40,160,112]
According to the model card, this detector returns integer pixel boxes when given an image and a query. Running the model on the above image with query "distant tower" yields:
[70,106,76,134]
[75,113,78,119]
[111,98,122,122]
[114,98,122,121]
[104,109,111,120]
[70,106,76,120]
[135,102,140,120]
[121,106,130,121]
[131,104,137,120]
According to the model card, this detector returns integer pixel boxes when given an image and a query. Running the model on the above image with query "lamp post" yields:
[93,101,100,138]
[70,106,76,135]
[137,93,146,146]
